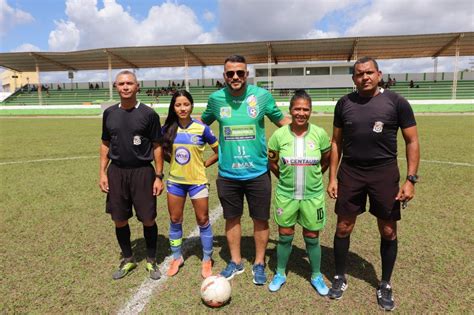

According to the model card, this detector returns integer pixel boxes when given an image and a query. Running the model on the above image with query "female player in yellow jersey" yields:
[161,90,218,278]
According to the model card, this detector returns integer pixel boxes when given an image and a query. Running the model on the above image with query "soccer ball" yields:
[200,275,232,307]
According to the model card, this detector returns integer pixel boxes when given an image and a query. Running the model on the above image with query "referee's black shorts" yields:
[335,160,401,221]
[106,163,157,222]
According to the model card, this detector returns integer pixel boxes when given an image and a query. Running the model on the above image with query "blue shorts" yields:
[166,181,209,199]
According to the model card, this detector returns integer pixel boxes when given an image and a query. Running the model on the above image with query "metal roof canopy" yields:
[1,32,472,72]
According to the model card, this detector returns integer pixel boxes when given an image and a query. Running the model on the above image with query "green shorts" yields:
[274,193,326,231]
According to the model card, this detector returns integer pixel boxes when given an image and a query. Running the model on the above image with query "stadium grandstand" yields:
[0,32,473,110]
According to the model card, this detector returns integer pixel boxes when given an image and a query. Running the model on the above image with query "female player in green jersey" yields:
[267,89,331,295]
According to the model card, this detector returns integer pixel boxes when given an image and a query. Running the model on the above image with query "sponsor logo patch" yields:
[231,162,254,169]
[373,121,384,133]
[175,146,191,165]
[281,157,320,166]
[223,125,256,141]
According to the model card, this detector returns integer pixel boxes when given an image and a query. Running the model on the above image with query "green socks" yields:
[276,234,294,275]
[304,236,322,279]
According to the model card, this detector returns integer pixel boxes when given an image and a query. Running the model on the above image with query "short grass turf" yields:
[0,115,472,313]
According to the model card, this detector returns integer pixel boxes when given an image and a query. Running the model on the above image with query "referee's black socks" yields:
[380,238,398,283]
[116,224,133,259]
[334,234,350,276]
[143,223,158,261]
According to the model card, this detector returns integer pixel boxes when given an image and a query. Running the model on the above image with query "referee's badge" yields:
[373,121,384,133]
[133,135,141,145]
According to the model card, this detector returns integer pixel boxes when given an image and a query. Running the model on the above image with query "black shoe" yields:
[328,275,348,299]
[377,281,395,311]
[145,259,162,280]
[112,257,137,280]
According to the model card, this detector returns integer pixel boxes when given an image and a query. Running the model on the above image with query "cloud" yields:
[48,20,80,51]
[203,10,215,22]
[11,43,41,52]
[304,29,340,39]
[217,0,356,41]
[0,0,34,37]
[47,0,218,51]
[346,0,474,36]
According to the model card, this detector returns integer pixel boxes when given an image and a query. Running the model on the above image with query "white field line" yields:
[0,155,96,166]
[117,205,223,315]
[397,158,474,167]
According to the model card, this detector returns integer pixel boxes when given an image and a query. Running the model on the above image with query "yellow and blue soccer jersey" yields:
[168,119,218,185]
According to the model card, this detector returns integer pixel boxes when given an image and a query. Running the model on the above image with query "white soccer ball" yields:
[200,275,232,307]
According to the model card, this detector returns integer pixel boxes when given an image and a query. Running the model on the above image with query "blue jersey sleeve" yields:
[203,124,218,146]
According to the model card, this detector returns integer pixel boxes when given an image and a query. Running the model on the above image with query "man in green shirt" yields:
[201,55,290,284]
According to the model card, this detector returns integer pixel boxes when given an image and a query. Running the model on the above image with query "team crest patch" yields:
[247,106,258,118]
[276,208,284,216]
[307,141,315,150]
[191,135,199,144]
[220,107,231,118]
[133,135,141,145]
[246,95,259,118]
[246,95,257,107]
[373,121,384,133]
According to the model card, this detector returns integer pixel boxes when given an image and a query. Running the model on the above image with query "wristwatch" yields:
[155,173,164,180]
[406,175,419,184]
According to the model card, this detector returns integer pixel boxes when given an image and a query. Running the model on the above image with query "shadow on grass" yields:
[130,234,169,263]
[266,243,379,288]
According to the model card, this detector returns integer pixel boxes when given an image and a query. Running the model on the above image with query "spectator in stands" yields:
[161,90,218,278]
[392,78,397,86]
[201,54,291,285]
[409,80,415,88]
[326,57,420,311]
[89,83,94,90]
[99,70,164,281]
[57,84,62,90]
[267,89,331,296]
[95,83,100,90]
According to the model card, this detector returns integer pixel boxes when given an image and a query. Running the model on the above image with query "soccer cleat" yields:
[220,260,245,280]
[112,257,137,280]
[328,275,348,299]
[252,263,267,285]
[311,274,329,296]
[201,259,213,278]
[377,281,395,311]
[167,256,184,277]
[268,273,286,292]
[145,260,162,280]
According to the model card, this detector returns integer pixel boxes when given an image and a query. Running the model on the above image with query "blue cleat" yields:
[268,273,287,292]
[220,260,244,280]
[311,274,329,296]
[252,263,267,285]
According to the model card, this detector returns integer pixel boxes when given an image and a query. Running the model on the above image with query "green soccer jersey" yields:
[202,84,284,180]
[268,124,331,199]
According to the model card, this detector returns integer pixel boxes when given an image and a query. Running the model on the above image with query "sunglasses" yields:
[225,70,246,79]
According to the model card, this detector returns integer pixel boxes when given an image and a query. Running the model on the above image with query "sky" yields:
[0,0,473,83]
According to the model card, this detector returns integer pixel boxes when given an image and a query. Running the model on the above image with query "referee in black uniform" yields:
[326,57,420,310]
[99,70,164,280]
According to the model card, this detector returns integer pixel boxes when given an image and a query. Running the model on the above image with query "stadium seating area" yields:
[2,80,473,106]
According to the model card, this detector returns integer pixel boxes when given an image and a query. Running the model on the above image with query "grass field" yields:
[0,115,473,313]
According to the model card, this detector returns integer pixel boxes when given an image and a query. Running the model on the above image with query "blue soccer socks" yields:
[199,222,214,261]
[169,222,183,259]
